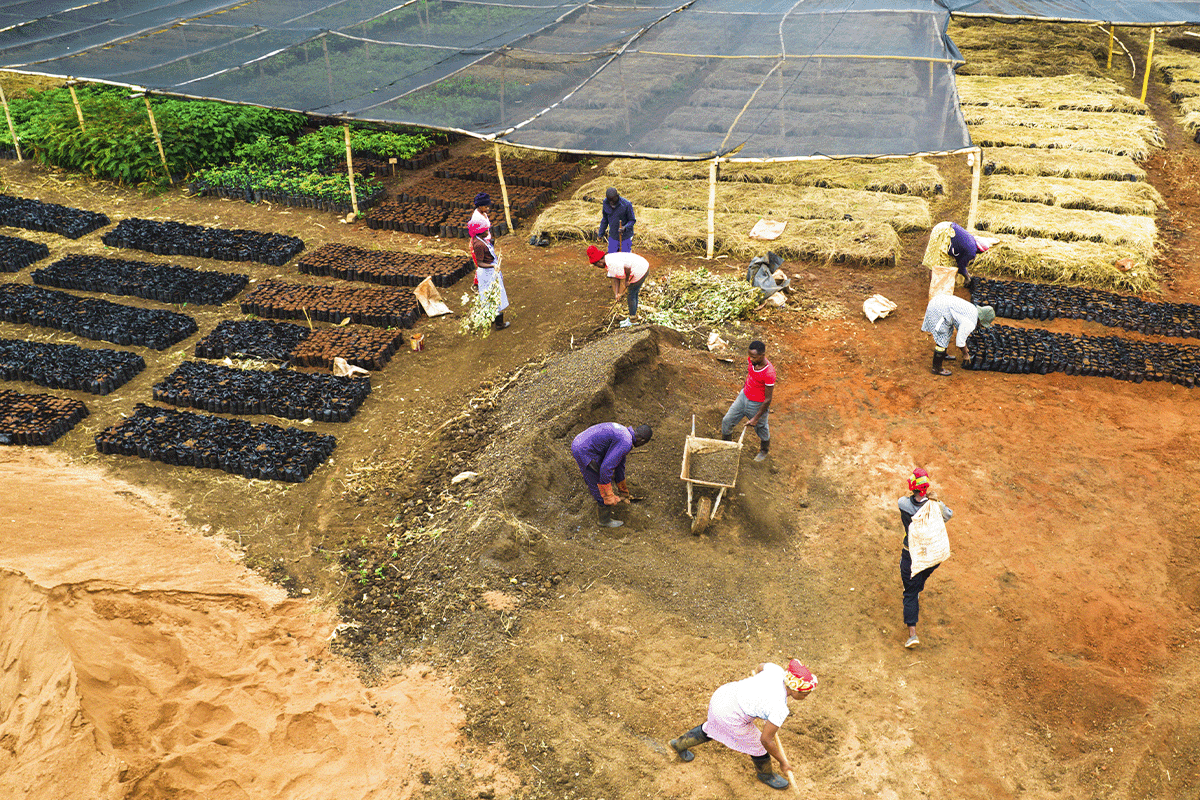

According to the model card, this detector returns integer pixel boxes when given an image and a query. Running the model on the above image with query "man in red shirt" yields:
[721,340,775,462]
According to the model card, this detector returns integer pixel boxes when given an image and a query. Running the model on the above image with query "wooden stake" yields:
[68,79,86,131]
[705,157,718,259]
[344,123,359,216]
[966,147,981,232]
[1140,28,1157,104]
[0,81,22,162]
[143,94,172,184]
[1106,25,1115,70]
[494,142,514,234]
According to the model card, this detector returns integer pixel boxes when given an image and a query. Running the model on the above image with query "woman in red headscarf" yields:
[897,467,954,648]
[669,659,817,791]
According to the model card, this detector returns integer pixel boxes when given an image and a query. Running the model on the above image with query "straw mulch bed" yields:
[530,200,900,265]
[961,105,1161,144]
[949,20,1113,78]
[573,177,931,232]
[956,75,1148,113]
[967,122,1157,159]
[1154,36,1200,129]
[975,199,1157,258]
[982,175,1164,216]
[603,157,944,196]
[982,146,1146,181]
[972,235,1160,293]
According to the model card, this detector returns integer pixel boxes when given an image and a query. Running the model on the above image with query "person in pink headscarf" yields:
[669,659,817,790]
[469,214,511,330]
[897,467,953,648]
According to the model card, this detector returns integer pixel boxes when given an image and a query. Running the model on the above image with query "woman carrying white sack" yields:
[923,221,996,300]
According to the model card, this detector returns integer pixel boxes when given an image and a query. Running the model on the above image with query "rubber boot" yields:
[494,312,510,330]
[931,350,951,376]
[669,725,711,762]
[751,754,789,790]
[598,506,624,528]
[754,438,770,463]
[721,432,732,442]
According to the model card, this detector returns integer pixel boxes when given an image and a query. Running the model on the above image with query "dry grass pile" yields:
[573,176,931,231]
[531,200,900,265]
[967,122,1156,159]
[950,19,1112,78]
[976,198,1157,258]
[973,234,1160,293]
[1153,36,1200,129]
[982,146,1146,181]
[982,175,1163,215]
[961,105,1161,144]
[956,74,1147,113]
[604,157,944,196]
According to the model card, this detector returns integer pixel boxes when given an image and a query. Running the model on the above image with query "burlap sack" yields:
[908,499,951,574]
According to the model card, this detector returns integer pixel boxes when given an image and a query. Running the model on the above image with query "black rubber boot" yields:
[598,506,623,528]
[669,725,711,762]
[931,350,951,376]
[754,438,770,463]
[751,754,789,790]
[494,313,510,330]
[721,433,732,442]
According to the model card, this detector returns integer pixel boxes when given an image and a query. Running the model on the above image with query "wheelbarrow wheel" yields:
[691,496,712,535]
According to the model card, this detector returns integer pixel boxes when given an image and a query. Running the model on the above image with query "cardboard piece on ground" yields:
[415,276,452,316]
[332,357,369,378]
[749,219,787,240]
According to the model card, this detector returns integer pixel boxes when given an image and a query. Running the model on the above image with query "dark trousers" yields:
[900,549,938,627]
[627,276,644,316]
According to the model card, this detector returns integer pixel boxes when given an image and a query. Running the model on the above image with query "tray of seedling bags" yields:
[296,243,472,288]
[0,283,198,350]
[0,194,110,239]
[435,156,580,188]
[0,388,89,445]
[0,233,50,272]
[32,254,248,305]
[970,276,1200,338]
[288,326,406,371]
[95,403,337,482]
[965,323,1200,386]
[397,177,550,219]
[0,338,145,395]
[194,319,312,361]
[153,360,371,422]
[240,279,421,328]
[102,218,304,266]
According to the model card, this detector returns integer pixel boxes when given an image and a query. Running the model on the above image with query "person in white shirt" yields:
[669,659,817,790]
[587,244,649,327]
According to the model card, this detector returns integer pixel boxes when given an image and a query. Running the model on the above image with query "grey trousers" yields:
[721,391,769,441]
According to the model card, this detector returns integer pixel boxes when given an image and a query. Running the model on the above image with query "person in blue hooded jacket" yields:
[598,188,636,253]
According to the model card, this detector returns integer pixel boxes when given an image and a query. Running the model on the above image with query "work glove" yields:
[598,483,622,506]
[616,480,630,495]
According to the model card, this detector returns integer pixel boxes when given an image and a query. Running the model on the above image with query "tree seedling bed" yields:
[297,243,471,288]
[0,283,198,350]
[0,338,144,395]
[435,156,579,188]
[288,326,405,371]
[965,323,1200,385]
[195,319,311,361]
[0,387,88,445]
[102,218,305,266]
[397,177,551,222]
[240,279,421,328]
[971,276,1200,338]
[0,194,110,239]
[0,233,49,272]
[33,254,248,305]
[153,360,370,422]
[95,403,337,483]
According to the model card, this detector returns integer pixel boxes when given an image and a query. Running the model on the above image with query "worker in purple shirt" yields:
[598,188,636,253]
[571,422,653,528]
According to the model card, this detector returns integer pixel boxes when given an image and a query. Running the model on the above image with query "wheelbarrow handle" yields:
[736,425,748,446]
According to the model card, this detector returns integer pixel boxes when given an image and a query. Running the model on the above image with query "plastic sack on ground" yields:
[747,251,790,298]
[862,294,898,322]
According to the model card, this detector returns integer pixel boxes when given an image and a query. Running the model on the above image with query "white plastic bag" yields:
[907,500,951,574]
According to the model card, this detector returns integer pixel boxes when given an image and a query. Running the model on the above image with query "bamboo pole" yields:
[0,81,22,162]
[67,79,86,131]
[494,142,514,234]
[500,50,506,128]
[1106,25,1115,70]
[344,123,359,216]
[705,157,718,259]
[772,734,801,796]
[966,147,982,231]
[141,93,172,184]
[1140,28,1157,103]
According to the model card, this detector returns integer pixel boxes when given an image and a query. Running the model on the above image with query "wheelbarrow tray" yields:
[680,417,746,531]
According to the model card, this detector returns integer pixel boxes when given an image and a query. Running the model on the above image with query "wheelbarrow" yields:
[679,415,746,534]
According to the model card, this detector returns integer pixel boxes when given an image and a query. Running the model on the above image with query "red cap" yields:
[587,245,606,264]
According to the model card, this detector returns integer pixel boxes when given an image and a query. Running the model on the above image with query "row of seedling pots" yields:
[32,254,248,305]
[0,283,197,350]
[102,218,305,266]
[297,243,472,288]
[0,338,145,395]
[0,388,89,445]
[0,234,50,272]
[0,194,110,239]
[240,279,421,329]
